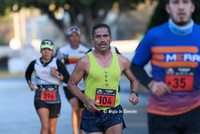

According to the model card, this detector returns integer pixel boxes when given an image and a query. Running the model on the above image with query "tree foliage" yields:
[0,0,150,47]
[147,0,200,32]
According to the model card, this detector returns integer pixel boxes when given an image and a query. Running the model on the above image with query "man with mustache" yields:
[131,0,200,133]
[67,23,139,134]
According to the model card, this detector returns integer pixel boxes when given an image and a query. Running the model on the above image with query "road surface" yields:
[0,76,148,134]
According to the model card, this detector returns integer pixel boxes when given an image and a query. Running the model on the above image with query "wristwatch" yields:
[131,91,138,97]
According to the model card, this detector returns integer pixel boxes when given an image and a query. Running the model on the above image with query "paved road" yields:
[0,76,148,134]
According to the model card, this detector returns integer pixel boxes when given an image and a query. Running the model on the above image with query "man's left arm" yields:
[119,55,139,105]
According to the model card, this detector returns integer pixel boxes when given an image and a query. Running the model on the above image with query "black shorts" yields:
[34,100,61,118]
[63,86,85,108]
[80,105,126,133]
[148,106,200,134]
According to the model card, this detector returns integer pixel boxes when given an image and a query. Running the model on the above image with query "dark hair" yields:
[92,23,111,38]
[166,0,194,3]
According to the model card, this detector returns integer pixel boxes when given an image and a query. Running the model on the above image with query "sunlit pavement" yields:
[0,77,148,134]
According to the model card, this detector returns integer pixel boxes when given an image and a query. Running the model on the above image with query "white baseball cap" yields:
[68,26,81,36]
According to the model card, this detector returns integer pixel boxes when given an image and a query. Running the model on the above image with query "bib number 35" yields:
[165,67,194,91]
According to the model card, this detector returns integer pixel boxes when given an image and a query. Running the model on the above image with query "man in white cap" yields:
[56,26,89,134]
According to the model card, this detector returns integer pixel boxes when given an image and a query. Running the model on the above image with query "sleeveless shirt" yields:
[84,52,121,110]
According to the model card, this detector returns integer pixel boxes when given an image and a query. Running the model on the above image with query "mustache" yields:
[99,42,107,45]
[177,10,186,14]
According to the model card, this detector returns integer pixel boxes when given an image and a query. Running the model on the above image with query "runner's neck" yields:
[168,18,194,36]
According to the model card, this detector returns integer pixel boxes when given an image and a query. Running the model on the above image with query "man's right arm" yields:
[25,60,38,91]
[130,62,153,89]
[67,56,100,112]
[131,32,170,97]
[131,61,171,97]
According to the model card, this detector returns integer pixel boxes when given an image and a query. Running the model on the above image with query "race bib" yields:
[95,88,116,107]
[165,67,194,91]
[40,88,56,101]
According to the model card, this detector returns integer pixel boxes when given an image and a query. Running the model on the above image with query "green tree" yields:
[0,8,13,45]
[0,0,151,47]
[147,0,200,32]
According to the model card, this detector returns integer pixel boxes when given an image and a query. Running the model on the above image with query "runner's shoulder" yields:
[30,59,36,66]
[117,54,128,61]
[117,54,130,67]
[77,54,90,65]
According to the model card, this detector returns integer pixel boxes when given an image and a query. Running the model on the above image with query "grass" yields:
[0,69,24,78]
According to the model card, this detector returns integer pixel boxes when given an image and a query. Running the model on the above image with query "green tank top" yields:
[84,51,121,110]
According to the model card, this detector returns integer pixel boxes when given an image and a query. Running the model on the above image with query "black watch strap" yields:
[131,91,138,97]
